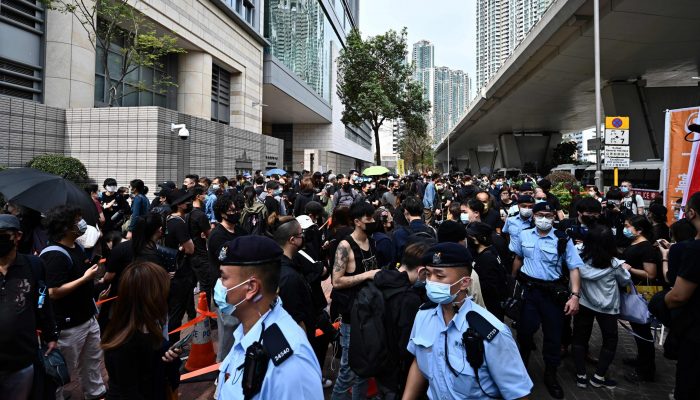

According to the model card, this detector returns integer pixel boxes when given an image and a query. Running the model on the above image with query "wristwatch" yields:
[569,292,581,299]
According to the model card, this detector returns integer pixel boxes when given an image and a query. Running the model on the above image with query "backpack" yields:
[335,189,357,208]
[239,202,268,236]
[405,223,437,246]
[348,281,406,378]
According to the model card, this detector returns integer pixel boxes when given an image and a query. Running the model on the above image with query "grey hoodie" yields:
[579,257,631,315]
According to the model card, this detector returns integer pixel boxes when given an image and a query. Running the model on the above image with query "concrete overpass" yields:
[436,0,700,174]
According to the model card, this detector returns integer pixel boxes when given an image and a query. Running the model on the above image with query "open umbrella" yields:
[362,165,390,176]
[265,168,287,176]
[0,168,98,225]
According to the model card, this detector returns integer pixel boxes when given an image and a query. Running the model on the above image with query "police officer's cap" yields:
[520,182,534,191]
[518,194,535,204]
[533,202,553,214]
[218,236,283,266]
[422,242,473,268]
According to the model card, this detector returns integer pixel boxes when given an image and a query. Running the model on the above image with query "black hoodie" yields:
[373,269,424,393]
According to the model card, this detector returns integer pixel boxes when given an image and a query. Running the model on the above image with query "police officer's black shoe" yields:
[544,368,565,399]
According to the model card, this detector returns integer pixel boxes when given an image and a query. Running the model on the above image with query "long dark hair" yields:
[581,225,617,269]
[132,213,163,256]
[102,262,170,350]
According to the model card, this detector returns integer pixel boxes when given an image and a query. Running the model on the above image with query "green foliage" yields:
[337,28,431,164]
[552,141,578,165]
[27,154,89,185]
[398,117,433,173]
[41,0,185,106]
[545,171,578,186]
[550,183,575,213]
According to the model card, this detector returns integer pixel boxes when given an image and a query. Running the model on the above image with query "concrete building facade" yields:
[0,0,285,191]
[263,0,373,174]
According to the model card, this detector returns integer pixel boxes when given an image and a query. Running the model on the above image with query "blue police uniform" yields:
[217,298,323,400]
[408,300,533,399]
[508,202,583,398]
[503,214,532,240]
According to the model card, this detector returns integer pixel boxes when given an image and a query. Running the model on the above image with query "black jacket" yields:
[373,269,423,392]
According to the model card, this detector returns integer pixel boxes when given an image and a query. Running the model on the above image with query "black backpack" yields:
[348,281,406,378]
[405,223,437,246]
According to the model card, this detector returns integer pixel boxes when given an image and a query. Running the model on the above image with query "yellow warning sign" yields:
[397,159,405,176]
[605,116,629,130]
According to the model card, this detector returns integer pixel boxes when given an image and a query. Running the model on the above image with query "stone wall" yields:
[0,96,66,168]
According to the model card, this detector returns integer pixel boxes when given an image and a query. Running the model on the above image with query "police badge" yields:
[432,252,441,265]
[219,246,228,262]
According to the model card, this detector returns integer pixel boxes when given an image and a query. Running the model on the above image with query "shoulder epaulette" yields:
[466,311,499,342]
[262,323,293,366]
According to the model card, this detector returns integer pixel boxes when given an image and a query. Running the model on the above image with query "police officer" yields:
[510,202,583,399]
[214,236,323,400]
[403,242,533,400]
[502,195,535,242]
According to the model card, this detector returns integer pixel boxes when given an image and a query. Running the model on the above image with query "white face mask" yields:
[519,207,533,218]
[106,185,118,192]
[535,216,553,231]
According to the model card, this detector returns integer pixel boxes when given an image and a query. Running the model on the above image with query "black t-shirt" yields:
[42,243,96,329]
[101,192,130,232]
[482,208,502,230]
[164,215,190,250]
[621,240,661,285]
[188,208,210,254]
[473,248,508,320]
[677,239,700,341]
[279,255,315,339]
[207,224,242,272]
[106,241,133,296]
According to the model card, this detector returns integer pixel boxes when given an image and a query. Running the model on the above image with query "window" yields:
[243,0,255,27]
[211,64,230,124]
[0,0,44,102]
[93,21,172,107]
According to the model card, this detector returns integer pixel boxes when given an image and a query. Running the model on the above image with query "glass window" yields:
[211,64,231,124]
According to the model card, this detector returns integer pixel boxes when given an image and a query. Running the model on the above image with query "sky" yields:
[359,0,476,80]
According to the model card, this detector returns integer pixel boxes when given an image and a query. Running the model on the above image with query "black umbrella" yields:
[0,168,98,225]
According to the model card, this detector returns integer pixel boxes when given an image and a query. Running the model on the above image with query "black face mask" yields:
[223,212,240,224]
[580,214,599,227]
[363,221,378,236]
[0,235,15,257]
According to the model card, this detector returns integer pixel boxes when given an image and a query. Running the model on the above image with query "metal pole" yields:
[594,0,603,191]
[447,132,450,174]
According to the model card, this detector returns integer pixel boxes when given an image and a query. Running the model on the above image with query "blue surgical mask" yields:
[425,277,465,305]
[213,278,250,316]
[621,187,629,193]
[622,227,635,238]
[76,218,88,235]
[460,213,469,224]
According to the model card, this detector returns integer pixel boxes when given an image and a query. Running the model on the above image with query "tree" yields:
[27,154,89,185]
[552,141,578,165]
[42,0,185,106]
[398,116,433,172]
[337,28,431,165]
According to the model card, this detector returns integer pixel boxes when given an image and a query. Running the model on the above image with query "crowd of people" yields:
[0,168,698,400]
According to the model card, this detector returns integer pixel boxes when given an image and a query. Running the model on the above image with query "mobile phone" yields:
[169,332,194,351]
[657,239,670,249]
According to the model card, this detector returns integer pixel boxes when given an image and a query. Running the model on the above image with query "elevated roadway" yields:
[436,0,700,174]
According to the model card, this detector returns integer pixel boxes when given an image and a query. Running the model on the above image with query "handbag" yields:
[39,346,70,386]
[635,280,664,302]
[619,283,650,324]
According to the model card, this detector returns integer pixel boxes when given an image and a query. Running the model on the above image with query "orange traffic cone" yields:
[184,292,217,372]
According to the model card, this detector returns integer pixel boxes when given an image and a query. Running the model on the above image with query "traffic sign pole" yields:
[614,167,618,186]
[593,0,603,192]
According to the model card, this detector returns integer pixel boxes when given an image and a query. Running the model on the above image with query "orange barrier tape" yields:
[95,296,117,306]
[168,308,217,335]
[315,321,341,337]
[180,362,221,381]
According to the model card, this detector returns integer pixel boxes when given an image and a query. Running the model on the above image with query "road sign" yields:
[605,145,630,158]
[587,138,603,150]
[604,158,630,168]
[604,129,629,145]
[605,116,629,130]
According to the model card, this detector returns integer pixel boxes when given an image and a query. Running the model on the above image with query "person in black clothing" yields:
[537,178,565,221]
[189,186,213,305]
[475,190,502,229]
[373,242,428,400]
[601,188,630,247]
[466,222,508,320]
[647,203,671,241]
[664,191,700,400]
[163,189,196,343]
[101,178,131,233]
[392,196,436,262]
[620,215,660,383]
[273,217,316,338]
[294,177,318,217]
[0,215,58,399]
[102,261,182,400]
[41,205,106,400]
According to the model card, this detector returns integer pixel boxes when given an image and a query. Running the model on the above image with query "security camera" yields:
[171,123,190,140]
